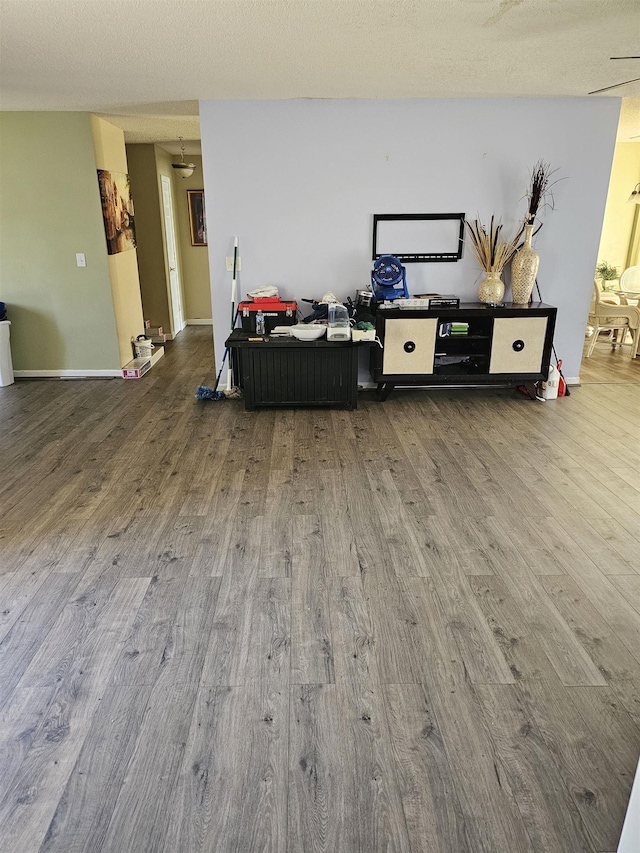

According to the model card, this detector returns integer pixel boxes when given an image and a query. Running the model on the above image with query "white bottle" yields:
[543,363,559,400]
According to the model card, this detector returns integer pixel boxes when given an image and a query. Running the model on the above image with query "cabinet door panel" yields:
[489,316,548,374]
[382,318,437,375]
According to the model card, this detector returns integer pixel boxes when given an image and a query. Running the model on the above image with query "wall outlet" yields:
[76,253,86,267]
[226,256,241,272]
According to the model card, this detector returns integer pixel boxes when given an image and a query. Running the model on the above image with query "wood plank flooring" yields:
[1,326,639,853]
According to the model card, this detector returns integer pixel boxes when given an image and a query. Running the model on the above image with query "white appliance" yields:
[326,304,351,341]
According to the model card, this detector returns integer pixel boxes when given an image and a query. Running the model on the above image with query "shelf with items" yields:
[433,354,491,375]
[435,335,491,356]
[371,301,557,400]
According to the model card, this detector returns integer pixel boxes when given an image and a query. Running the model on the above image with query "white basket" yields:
[351,328,376,342]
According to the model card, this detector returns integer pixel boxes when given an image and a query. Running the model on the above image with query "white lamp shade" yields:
[172,162,195,178]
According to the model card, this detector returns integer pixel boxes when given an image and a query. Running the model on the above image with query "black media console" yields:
[371,302,557,400]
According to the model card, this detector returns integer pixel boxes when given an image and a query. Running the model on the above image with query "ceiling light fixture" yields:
[172,136,196,179]
[628,183,640,204]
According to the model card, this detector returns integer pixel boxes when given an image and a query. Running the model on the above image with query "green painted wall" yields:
[127,143,172,331]
[0,112,121,371]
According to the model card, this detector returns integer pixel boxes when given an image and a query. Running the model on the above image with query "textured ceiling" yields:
[1,0,639,143]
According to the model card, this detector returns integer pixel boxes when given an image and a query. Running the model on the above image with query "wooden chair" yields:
[586,281,640,358]
[619,265,640,304]
[586,280,619,342]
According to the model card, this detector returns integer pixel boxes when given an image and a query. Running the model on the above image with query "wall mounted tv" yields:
[372,213,465,263]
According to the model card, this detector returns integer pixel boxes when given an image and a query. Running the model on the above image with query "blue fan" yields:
[371,255,409,303]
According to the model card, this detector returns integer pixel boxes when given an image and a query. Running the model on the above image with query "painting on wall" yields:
[187,190,207,246]
[97,170,137,255]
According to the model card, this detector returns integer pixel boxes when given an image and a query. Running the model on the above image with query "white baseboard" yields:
[14,369,121,379]
[565,376,580,386]
[187,319,213,325]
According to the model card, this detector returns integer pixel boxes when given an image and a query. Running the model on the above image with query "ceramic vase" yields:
[511,224,539,304]
[478,271,505,305]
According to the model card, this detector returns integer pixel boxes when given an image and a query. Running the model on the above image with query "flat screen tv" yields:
[372,213,465,263]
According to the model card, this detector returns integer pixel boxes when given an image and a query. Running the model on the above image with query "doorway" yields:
[581,114,640,378]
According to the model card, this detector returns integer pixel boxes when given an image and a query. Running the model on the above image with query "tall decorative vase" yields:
[478,271,505,305]
[511,224,539,304]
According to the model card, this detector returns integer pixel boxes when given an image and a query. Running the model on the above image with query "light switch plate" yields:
[76,253,86,267]
[226,256,241,272]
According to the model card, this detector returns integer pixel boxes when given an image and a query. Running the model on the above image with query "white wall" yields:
[618,757,640,852]
[201,98,620,380]
[597,142,640,272]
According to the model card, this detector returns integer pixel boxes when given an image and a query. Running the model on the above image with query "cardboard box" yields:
[122,346,164,379]
[122,357,152,379]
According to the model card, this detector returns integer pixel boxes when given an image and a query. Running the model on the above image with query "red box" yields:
[239,300,297,333]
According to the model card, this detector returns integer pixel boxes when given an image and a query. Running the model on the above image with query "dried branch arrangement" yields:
[465,216,522,273]
[524,160,559,225]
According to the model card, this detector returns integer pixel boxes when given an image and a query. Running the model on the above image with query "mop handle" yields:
[227,239,239,393]
[215,310,244,393]
[230,237,238,329]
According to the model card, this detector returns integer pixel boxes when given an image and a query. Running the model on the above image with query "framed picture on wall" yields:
[187,190,207,246]
[97,170,137,255]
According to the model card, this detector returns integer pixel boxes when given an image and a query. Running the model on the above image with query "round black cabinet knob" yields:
[404,341,416,353]
[512,339,525,352]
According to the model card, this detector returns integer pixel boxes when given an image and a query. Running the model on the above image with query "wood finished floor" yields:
[581,334,640,384]
[1,327,639,853]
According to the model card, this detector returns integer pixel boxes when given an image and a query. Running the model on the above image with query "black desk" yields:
[225,330,371,411]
